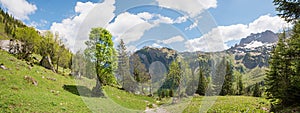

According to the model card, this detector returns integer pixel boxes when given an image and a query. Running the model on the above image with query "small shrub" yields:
[147,103,154,108]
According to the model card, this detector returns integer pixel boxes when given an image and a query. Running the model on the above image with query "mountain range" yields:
[132,30,280,87]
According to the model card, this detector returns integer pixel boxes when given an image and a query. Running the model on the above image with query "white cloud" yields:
[108,12,188,45]
[74,2,96,13]
[185,14,291,52]
[127,45,137,52]
[248,14,292,33]
[137,12,154,20]
[107,12,153,44]
[185,28,226,52]
[174,16,188,23]
[153,14,174,24]
[185,20,198,30]
[50,0,115,52]
[153,14,188,25]
[158,35,185,44]
[150,43,163,48]
[156,0,217,17]
[29,19,48,28]
[0,0,37,20]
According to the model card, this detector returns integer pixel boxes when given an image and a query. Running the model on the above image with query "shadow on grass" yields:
[63,85,92,97]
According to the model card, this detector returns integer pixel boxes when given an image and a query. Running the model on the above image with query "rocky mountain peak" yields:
[239,30,278,46]
[133,46,178,70]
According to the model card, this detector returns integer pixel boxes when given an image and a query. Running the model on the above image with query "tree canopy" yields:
[273,0,300,22]
[85,27,117,86]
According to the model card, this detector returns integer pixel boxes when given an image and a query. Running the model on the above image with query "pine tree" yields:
[273,0,300,23]
[166,59,183,96]
[117,39,130,88]
[253,83,261,97]
[265,31,291,106]
[235,71,244,95]
[285,21,300,105]
[196,55,208,95]
[237,74,244,95]
[131,54,150,94]
[220,60,234,96]
[196,70,206,95]
[212,57,226,96]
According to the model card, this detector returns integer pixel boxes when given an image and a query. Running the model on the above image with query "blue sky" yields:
[0,0,290,52]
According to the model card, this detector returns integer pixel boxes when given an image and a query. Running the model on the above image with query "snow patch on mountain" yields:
[244,41,264,48]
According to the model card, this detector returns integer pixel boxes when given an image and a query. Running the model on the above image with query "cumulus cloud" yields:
[0,0,37,20]
[185,14,291,52]
[107,12,188,45]
[156,0,217,17]
[158,35,185,44]
[50,0,115,52]
[107,12,153,44]
[248,14,292,33]
[155,0,216,31]
[185,28,226,52]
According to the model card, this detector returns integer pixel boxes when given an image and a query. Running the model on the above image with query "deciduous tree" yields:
[85,27,117,96]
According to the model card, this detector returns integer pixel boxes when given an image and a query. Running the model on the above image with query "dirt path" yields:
[144,106,169,113]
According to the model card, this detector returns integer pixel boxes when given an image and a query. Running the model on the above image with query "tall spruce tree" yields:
[265,31,291,106]
[196,55,208,95]
[220,60,234,96]
[196,70,206,95]
[285,21,300,105]
[166,59,183,97]
[253,83,261,97]
[237,73,244,95]
[117,39,130,88]
[131,54,150,94]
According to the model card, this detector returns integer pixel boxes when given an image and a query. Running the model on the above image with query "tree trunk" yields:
[150,82,152,96]
[56,57,59,73]
[141,83,145,95]
[92,75,104,97]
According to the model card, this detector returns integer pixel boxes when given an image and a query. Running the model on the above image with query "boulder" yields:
[0,63,7,70]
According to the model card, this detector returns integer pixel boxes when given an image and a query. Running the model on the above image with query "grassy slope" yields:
[243,67,267,86]
[184,96,270,113]
[160,96,270,113]
[0,50,157,112]
[0,50,273,112]
[0,50,90,112]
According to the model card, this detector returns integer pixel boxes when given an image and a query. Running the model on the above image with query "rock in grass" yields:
[24,75,38,86]
[46,77,57,81]
[0,63,8,70]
